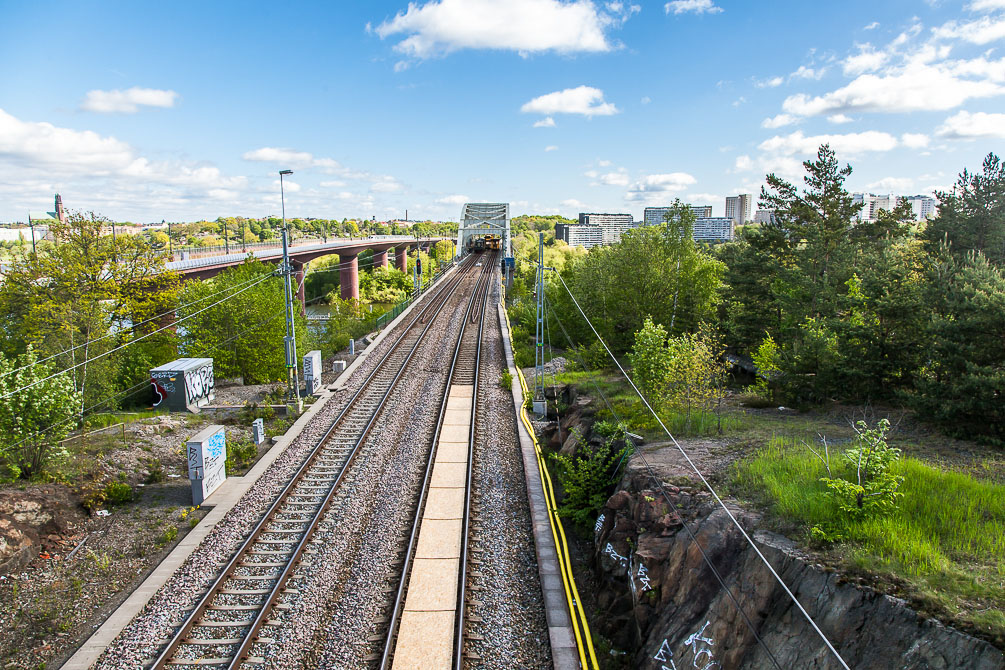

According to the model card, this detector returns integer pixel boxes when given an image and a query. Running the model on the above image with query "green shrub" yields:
[552,429,629,532]
[144,458,164,484]
[500,370,513,390]
[157,525,178,548]
[226,437,258,472]
[103,481,133,505]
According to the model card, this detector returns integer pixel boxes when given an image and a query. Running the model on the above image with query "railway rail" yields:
[148,254,485,669]
[379,251,496,669]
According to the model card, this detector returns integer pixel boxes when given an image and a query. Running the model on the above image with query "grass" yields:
[83,409,168,430]
[732,435,1005,646]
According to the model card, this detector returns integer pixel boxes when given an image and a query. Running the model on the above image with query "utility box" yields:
[332,360,347,374]
[187,425,227,505]
[304,350,322,395]
[251,418,265,445]
[150,358,215,412]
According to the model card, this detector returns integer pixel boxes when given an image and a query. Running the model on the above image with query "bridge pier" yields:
[395,246,409,273]
[373,248,389,270]
[293,261,306,314]
[340,253,359,301]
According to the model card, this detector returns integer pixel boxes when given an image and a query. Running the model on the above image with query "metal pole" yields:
[28,213,36,255]
[167,220,173,259]
[223,218,229,254]
[280,170,302,414]
[534,232,546,415]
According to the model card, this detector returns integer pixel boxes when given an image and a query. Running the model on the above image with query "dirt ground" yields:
[0,381,290,670]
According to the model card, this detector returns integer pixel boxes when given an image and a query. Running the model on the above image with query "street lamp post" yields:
[279,170,302,414]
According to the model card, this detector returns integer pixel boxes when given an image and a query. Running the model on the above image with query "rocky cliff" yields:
[591,475,1004,669]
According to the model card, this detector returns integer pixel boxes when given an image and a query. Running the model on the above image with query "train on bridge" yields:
[465,233,501,253]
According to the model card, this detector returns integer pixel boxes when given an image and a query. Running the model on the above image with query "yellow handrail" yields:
[503,306,600,670]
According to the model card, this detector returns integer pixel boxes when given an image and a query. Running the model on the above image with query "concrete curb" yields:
[496,303,579,670]
[61,267,457,670]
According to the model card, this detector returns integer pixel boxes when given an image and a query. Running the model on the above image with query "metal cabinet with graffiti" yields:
[150,358,216,412]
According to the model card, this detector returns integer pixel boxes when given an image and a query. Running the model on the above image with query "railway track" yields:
[378,251,496,669]
[148,255,485,670]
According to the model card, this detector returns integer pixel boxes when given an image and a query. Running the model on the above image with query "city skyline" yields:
[2,1,1004,223]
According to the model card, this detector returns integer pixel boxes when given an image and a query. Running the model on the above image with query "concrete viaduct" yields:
[164,236,449,309]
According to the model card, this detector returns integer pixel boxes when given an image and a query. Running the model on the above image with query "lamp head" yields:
[279,169,293,176]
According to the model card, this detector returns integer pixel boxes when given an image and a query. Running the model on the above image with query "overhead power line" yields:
[552,272,851,670]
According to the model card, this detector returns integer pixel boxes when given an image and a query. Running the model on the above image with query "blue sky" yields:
[1,0,1004,222]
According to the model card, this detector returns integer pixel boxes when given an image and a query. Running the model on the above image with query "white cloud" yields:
[864,21,880,31]
[370,176,403,192]
[243,147,317,167]
[827,113,854,123]
[521,85,619,117]
[597,170,629,186]
[320,180,346,188]
[641,95,651,104]
[80,87,178,113]
[534,116,557,127]
[598,159,613,167]
[758,130,899,156]
[867,177,914,192]
[933,15,1005,45]
[901,132,930,148]
[561,198,584,208]
[762,113,798,128]
[756,76,785,88]
[625,172,697,202]
[843,45,889,75]
[734,155,753,171]
[782,62,1003,116]
[436,194,469,205]
[0,108,134,171]
[665,0,723,15]
[790,65,825,80]
[375,0,620,59]
[968,0,1005,10]
[272,179,301,193]
[545,145,559,152]
[936,109,1005,138]
[685,193,721,205]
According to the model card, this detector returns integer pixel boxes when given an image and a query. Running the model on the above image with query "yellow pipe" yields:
[503,306,600,670]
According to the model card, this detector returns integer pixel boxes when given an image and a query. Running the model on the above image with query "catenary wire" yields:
[552,272,851,670]
[544,293,785,670]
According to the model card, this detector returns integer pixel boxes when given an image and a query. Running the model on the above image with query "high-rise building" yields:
[643,205,712,226]
[725,194,752,225]
[693,217,735,243]
[561,224,604,249]
[753,209,775,224]
[903,195,938,221]
[852,193,897,221]
[578,212,634,244]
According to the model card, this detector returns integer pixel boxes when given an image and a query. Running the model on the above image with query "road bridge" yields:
[165,236,449,306]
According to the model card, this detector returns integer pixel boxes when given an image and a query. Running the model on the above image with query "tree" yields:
[923,152,1005,266]
[0,347,81,479]
[556,217,724,354]
[911,250,1005,444]
[177,259,306,384]
[0,211,178,412]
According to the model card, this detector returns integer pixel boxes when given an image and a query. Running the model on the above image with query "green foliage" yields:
[157,524,179,548]
[500,370,513,390]
[0,346,82,479]
[910,250,1005,444]
[178,259,306,383]
[568,339,610,371]
[552,429,628,531]
[103,481,134,505]
[733,432,1005,644]
[751,334,781,401]
[629,318,729,432]
[226,437,258,472]
[810,420,904,539]
[922,153,1005,266]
